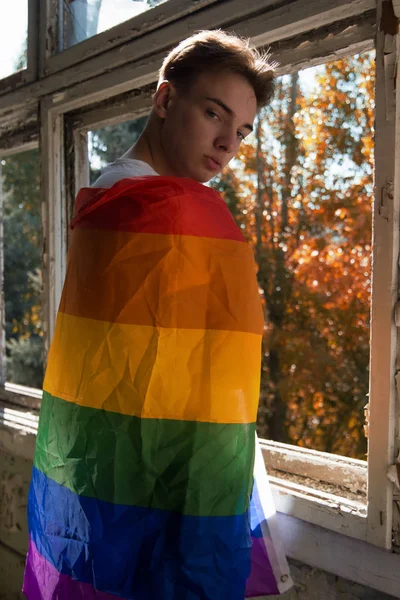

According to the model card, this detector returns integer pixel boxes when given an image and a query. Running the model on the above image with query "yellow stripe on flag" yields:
[44,312,262,424]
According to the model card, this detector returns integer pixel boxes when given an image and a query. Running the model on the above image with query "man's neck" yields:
[121,124,177,177]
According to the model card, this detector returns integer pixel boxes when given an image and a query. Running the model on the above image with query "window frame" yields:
[0,0,399,593]
[47,0,221,71]
[366,0,399,550]
[50,19,384,548]
[0,0,377,111]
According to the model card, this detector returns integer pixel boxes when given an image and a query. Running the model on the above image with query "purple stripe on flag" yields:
[23,538,122,600]
[245,535,280,597]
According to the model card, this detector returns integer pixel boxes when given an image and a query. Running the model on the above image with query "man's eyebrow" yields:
[205,96,254,133]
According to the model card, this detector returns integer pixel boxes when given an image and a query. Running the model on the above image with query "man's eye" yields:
[206,109,219,120]
[237,131,245,141]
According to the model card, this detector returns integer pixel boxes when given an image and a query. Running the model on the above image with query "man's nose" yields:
[215,128,237,153]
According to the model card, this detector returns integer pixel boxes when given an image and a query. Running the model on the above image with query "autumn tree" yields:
[212,52,374,459]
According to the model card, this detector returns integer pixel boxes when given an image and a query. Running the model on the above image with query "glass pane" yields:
[1,149,44,389]
[212,51,375,459]
[0,0,28,79]
[88,115,147,184]
[63,0,167,50]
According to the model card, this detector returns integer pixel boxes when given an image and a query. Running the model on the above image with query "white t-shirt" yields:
[92,158,158,189]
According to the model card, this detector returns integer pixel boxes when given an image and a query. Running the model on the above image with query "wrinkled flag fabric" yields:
[23,176,292,599]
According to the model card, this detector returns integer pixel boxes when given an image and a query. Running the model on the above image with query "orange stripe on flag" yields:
[60,228,264,335]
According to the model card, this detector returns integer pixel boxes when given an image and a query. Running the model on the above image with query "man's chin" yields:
[196,175,213,184]
[189,167,221,184]
[172,163,221,184]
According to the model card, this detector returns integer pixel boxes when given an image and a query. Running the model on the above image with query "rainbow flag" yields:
[23,176,291,599]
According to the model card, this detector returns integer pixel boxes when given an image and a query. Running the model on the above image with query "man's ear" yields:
[153,81,175,119]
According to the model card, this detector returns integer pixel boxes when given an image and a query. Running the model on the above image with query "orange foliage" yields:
[212,52,375,459]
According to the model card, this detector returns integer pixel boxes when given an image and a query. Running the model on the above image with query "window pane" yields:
[0,0,28,79]
[212,51,374,460]
[1,149,44,389]
[63,0,167,50]
[88,116,147,183]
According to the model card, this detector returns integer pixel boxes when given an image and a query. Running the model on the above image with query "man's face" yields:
[157,70,257,183]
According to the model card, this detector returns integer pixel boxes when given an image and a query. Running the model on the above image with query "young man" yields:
[94,29,275,186]
[23,30,292,600]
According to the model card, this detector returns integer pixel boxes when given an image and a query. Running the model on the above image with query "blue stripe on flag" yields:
[28,467,252,600]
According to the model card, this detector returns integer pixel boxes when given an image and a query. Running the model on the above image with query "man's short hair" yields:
[159,29,276,108]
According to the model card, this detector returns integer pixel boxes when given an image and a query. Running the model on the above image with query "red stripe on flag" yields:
[71,177,245,242]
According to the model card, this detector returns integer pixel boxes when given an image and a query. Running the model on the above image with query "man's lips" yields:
[204,156,221,170]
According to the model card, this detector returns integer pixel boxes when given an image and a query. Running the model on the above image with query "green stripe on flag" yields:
[34,392,256,517]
